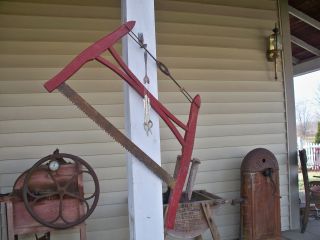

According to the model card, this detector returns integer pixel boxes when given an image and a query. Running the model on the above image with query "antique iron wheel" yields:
[22,152,99,229]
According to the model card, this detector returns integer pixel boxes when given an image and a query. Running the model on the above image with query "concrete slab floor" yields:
[282,219,320,240]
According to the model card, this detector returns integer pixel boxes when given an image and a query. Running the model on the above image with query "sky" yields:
[294,70,320,109]
[294,70,320,143]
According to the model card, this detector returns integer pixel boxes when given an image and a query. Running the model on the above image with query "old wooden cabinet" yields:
[240,148,281,240]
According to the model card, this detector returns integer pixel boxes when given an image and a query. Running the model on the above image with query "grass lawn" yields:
[299,170,320,191]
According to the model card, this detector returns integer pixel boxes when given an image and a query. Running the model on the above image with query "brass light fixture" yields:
[267,23,282,80]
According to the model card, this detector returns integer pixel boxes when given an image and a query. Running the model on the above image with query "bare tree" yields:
[296,101,313,141]
[315,84,320,118]
[316,84,320,104]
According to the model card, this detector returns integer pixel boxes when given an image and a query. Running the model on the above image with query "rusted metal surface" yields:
[0,193,14,203]
[241,148,279,172]
[43,21,201,229]
[240,148,281,240]
[2,150,93,239]
[22,152,99,229]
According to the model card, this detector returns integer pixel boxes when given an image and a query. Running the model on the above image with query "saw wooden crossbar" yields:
[43,21,201,229]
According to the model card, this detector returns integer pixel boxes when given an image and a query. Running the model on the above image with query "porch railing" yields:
[303,143,320,170]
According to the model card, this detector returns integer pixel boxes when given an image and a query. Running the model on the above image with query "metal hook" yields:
[144,120,153,136]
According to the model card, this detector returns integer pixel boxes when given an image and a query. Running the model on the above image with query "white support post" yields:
[121,1,164,240]
[279,0,299,230]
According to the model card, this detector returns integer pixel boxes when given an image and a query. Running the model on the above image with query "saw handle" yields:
[44,21,135,92]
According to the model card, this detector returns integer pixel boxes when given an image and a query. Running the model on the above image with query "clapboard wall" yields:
[0,1,129,239]
[155,1,289,239]
[0,0,289,239]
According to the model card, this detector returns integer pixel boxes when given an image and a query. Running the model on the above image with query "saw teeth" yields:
[57,83,175,187]
[58,87,119,143]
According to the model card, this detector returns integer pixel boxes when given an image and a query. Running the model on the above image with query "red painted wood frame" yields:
[44,21,201,229]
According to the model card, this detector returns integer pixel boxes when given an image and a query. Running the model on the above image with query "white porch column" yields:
[121,1,164,240]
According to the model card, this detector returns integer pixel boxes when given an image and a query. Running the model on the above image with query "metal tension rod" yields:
[127,30,194,103]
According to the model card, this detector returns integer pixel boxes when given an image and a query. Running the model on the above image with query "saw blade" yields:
[58,83,175,188]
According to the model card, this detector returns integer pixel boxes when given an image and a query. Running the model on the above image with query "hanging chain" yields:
[128,31,193,103]
[138,33,153,136]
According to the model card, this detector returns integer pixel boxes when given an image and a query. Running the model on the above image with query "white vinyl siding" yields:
[0,0,289,240]
[0,1,129,239]
[155,0,288,239]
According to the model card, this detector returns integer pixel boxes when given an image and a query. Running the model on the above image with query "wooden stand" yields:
[5,200,86,240]
[240,148,281,240]
[2,163,88,240]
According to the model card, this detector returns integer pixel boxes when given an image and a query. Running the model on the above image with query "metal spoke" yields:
[31,191,59,204]
[64,192,90,213]
[26,188,39,199]
[84,193,96,201]
[81,170,98,200]
[60,214,71,225]
[48,171,60,190]
[22,152,99,229]
[63,172,78,190]
[58,194,64,222]
[64,192,85,202]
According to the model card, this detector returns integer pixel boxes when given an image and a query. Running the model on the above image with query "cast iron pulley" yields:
[22,151,100,229]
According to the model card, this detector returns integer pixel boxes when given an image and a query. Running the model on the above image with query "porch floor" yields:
[281,218,320,240]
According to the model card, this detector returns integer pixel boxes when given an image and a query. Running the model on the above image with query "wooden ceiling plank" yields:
[288,5,320,31]
[293,57,320,76]
[291,56,300,65]
[290,35,320,56]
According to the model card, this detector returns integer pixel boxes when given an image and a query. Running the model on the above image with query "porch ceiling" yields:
[288,0,320,76]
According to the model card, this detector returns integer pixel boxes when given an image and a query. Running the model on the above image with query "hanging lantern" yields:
[266,23,282,80]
